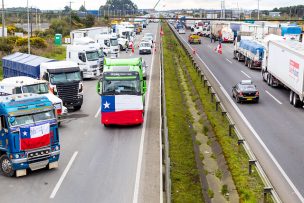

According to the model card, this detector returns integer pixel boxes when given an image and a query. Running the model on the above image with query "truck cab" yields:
[0,94,60,177]
[40,61,84,110]
[97,58,147,126]
[95,34,119,58]
[66,44,101,79]
[0,76,67,122]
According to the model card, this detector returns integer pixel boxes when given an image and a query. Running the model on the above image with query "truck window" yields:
[13,87,22,94]
[1,115,7,129]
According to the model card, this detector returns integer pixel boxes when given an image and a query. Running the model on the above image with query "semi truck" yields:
[233,39,264,69]
[0,76,67,123]
[0,93,60,177]
[210,22,234,42]
[2,53,83,110]
[66,43,102,78]
[96,58,147,126]
[261,40,304,107]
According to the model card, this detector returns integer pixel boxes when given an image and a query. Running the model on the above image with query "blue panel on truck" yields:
[281,26,302,36]
[2,52,53,79]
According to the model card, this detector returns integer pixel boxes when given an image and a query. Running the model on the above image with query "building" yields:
[269,12,281,17]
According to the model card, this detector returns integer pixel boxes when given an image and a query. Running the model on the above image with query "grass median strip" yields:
[163,22,272,203]
[163,25,204,202]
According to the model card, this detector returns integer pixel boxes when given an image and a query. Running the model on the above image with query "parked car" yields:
[178,29,186,34]
[232,80,259,103]
[188,34,201,44]
[142,36,153,45]
[139,42,152,55]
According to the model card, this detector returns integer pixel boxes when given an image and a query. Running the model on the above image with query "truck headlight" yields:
[15,154,19,159]
[55,146,59,151]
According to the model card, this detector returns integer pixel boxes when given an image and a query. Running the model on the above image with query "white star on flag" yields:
[104,101,110,109]
[23,131,27,136]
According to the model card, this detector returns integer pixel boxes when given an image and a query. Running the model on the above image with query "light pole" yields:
[1,0,5,38]
[257,0,260,20]
[27,0,30,54]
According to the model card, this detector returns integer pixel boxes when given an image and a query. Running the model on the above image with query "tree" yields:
[104,0,138,12]
[63,6,71,14]
[79,5,86,12]
[83,14,95,27]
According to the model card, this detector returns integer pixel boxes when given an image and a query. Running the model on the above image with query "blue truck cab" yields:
[0,93,60,177]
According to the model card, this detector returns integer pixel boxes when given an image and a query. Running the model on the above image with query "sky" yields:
[2,0,303,11]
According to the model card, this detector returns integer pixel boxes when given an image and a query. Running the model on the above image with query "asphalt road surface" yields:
[0,23,161,203]
[175,27,304,202]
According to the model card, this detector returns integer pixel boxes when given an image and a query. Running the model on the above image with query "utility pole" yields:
[30,7,33,37]
[1,0,5,37]
[69,1,73,31]
[27,0,30,54]
[257,0,260,20]
[35,8,38,32]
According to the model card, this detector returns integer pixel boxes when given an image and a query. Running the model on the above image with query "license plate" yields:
[247,98,253,101]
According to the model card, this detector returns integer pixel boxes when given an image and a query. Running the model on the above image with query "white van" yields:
[95,34,119,57]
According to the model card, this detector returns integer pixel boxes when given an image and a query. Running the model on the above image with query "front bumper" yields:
[102,110,144,125]
[63,95,83,108]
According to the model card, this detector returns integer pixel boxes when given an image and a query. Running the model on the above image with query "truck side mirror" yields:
[80,71,84,80]
[78,53,86,62]
[43,73,49,81]
[97,78,103,95]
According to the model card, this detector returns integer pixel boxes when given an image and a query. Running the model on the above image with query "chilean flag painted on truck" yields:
[20,123,50,150]
[101,95,144,125]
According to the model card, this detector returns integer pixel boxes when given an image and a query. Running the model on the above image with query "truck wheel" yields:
[262,71,267,82]
[119,45,124,51]
[293,93,302,108]
[289,91,294,104]
[0,155,14,177]
[237,54,241,61]
[244,58,247,66]
[236,96,240,103]
[74,105,82,111]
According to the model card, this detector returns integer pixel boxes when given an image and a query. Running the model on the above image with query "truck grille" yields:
[27,148,51,162]
[57,82,79,103]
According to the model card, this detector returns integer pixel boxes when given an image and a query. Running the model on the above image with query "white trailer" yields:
[262,40,304,107]
[70,27,110,43]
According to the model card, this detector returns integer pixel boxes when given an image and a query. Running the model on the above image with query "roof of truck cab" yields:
[104,58,142,66]
[40,61,78,70]
[1,76,46,86]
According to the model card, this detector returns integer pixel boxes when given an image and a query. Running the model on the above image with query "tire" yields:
[232,91,235,98]
[236,96,240,103]
[293,93,302,108]
[104,124,109,128]
[244,58,248,66]
[119,44,124,51]
[0,155,14,177]
[237,53,241,61]
[289,91,294,104]
[74,105,82,111]
[262,71,267,82]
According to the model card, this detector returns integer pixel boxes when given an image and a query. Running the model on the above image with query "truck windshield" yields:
[86,51,99,61]
[110,39,118,46]
[103,77,140,95]
[50,72,81,84]
[9,110,55,127]
[22,83,49,94]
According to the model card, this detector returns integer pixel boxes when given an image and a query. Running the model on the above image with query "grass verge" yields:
[163,22,271,202]
[163,23,204,202]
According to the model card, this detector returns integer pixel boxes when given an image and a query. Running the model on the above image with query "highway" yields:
[174,26,304,202]
[0,23,161,203]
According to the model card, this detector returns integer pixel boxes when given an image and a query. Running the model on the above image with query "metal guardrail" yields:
[160,35,171,203]
[167,22,281,203]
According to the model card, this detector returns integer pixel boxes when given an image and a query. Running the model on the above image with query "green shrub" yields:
[0,38,14,53]
[15,37,28,47]
[30,37,47,49]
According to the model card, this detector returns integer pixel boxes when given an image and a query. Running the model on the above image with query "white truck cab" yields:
[95,34,119,58]
[0,76,68,121]
[66,44,101,78]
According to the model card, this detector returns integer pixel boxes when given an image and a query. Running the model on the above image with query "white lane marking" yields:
[50,151,78,199]
[132,29,157,203]
[241,71,251,79]
[176,27,304,202]
[265,90,282,105]
[94,106,101,118]
[226,58,233,64]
